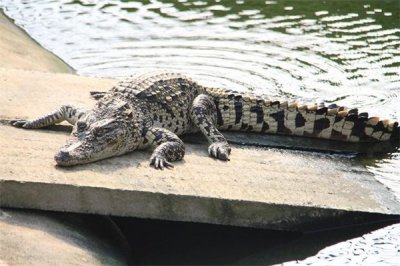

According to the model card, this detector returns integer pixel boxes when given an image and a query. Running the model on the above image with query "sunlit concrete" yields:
[1,67,399,231]
[0,10,72,73]
[0,208,126,265]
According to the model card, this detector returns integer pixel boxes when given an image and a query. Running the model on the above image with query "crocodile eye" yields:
[77,121,87,130]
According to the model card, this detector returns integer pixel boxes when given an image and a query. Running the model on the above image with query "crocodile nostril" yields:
[54,150,70,164]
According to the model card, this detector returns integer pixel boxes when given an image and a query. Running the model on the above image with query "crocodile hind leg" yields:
[144,127,185,169]
[190,94,231,161]
[11,105,86,128]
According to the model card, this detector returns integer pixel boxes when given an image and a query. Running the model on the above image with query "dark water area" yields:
[111,216,399,265]
[1,0,400,264]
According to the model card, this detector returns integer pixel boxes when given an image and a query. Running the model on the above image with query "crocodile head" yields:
[54,98,144,166]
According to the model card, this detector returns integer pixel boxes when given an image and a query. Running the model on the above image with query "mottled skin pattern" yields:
[11,71,400,169]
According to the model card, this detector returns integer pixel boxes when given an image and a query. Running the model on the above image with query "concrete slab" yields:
[0,10,72,73]
[1,68,399,231]
[0,208,127,265]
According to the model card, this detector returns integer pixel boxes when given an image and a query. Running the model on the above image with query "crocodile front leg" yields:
[145,127,185,169]
[190,94,231,161]
[11,105,86,128]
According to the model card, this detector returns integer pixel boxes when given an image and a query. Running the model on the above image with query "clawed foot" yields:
[10,119,33,128]
[150,155,174,170]
[208,142,231,161]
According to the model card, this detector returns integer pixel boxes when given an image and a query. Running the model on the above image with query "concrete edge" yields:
[2,179,399,232]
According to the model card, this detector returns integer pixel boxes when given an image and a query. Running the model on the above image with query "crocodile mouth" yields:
[54,141,87,166]
[54,138,123,166]
[54,150,83,166]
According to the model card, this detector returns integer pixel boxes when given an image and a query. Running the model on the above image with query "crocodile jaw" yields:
[54,138,127,166]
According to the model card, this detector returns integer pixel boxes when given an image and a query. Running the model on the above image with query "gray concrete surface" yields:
[1,67,399,231]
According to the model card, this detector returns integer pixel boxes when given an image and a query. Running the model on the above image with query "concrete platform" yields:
[1,68,399,231]
[0,10,72,73]
[0,208,127,265]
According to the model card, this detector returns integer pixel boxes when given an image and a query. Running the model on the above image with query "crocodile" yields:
[11,71,400,169]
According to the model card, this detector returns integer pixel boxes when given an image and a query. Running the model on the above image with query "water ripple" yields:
[2,1,398,116]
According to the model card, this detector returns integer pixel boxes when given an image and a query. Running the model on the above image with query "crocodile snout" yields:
[54,150,71,165]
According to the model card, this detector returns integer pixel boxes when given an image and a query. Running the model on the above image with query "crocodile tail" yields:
[205,87,399,142]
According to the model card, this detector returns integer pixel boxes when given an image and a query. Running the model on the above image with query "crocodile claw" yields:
[10,119,32,128]
[150,155,174,170]
[208,142,231,161]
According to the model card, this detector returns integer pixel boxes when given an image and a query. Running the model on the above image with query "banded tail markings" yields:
[275,101,293,134]
[205,87,399,142]
[240,95,251,131]
[377,119,395,142]
[284,102,298,134]
[389,122,399,141]
[265,101,280,134]
[317,105,338,139]
[348,111,368,142]
[261,99,272,133]
[304,103,318,137]
[215,99,224,127]
[313,105,329,137]
[219,97,231,130]
[292,103,307,136]
[250,101,264,132]
[216,92,236,131]
[232,98,243,130]
[329,107,347,141]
